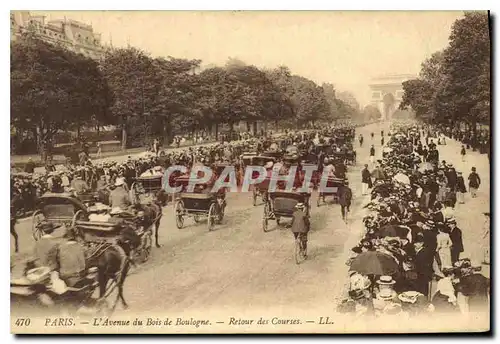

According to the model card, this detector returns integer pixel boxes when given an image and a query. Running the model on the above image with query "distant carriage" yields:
[173,175,226,231]
[262,190,311,232]
[317,177,345,207]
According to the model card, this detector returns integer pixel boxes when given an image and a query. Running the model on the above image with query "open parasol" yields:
[349,251,399,276]
[418,162,434,173]
[393,172,410,184]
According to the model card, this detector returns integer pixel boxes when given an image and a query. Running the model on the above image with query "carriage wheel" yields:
[207,203,216,231]
[31,210,45,241]
[263,202,270,232]
[295,237,307,265]
[71,210,87,228]
[175,201,184,229]
[252,188,258,206]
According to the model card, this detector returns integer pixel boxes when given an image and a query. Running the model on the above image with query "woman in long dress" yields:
[436,226,453,268]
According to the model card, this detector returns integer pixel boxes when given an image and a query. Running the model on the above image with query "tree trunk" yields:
[121,119,127,150]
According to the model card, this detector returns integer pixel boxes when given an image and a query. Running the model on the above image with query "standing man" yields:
[413,235,435,299]
[468,167,481,198]
[369,145,375,164]
[361,164,372,196]
[448,218,463,265]
[359,134,364,147]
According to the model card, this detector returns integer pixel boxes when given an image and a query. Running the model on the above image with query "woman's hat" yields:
[377,275,396,286]
[378,288,394,300]
[115,178,125,186]
[295,203,305,209]
[398,291,422,304]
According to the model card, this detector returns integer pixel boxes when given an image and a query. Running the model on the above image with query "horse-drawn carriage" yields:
[31,193,89,240]
[173,175,226,231]
[262,190,311,232]
[131,172,164,205]
[317,177,346,207]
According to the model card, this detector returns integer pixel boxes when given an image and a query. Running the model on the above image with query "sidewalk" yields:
[436,138,490,277]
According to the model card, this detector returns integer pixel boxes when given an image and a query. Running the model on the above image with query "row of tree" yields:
[399,11,490,137]
[11,31,376,159]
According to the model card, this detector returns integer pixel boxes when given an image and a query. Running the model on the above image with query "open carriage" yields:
[262,190,311,232]
[248,156,276,206]
[31,193,89,240]
[317,176,345,207]
[74,208,155,264]
[173,175,226,231]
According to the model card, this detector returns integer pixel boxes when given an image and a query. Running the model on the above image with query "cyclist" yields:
[290,203,310,256]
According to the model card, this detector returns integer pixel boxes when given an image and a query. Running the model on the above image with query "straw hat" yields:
[377,275,396,286]
[114,178,125,186]
[378,288,394,301]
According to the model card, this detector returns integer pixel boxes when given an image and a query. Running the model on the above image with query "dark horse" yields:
[84,226,142,312]
[131,189,166,248]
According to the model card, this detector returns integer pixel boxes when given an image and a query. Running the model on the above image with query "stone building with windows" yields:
[10,11,105,61]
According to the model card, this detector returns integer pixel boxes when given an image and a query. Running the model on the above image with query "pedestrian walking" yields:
[460,145,466,162]
[369,145,375,164]
[338,182,352,222]
[361,164,372,195]
[467,167,481,198]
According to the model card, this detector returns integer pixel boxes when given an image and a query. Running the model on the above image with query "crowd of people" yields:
[337,123,490,319]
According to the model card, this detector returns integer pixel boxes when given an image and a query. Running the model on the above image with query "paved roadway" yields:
[11,122,390,322]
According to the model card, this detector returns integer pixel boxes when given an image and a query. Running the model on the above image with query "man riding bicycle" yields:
[290,203,310,257]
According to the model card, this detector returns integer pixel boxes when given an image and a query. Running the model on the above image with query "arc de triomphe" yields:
[369,74,416,121]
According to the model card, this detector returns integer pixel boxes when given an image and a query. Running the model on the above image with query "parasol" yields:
[393,172,410,184]
[418,162,434,173]
[349,251,399,276]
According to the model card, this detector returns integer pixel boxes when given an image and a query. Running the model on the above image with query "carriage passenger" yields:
[109,178,132,210]
[32,222,60,270]
[52,227,88,288]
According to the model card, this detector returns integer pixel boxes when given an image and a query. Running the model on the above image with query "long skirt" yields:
[438,247,452,268]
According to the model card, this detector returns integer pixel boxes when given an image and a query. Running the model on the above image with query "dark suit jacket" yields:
[414,246,434,282]
[449,227,464,252]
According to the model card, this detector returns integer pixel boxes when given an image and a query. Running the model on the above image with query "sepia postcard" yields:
[10,10,490,334]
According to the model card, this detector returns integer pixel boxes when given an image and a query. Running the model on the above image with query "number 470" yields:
[15,318,31,326]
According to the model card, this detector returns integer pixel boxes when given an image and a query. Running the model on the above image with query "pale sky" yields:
[33,10,464,105]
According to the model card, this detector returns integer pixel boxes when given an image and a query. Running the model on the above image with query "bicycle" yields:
[294,232,308,264]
